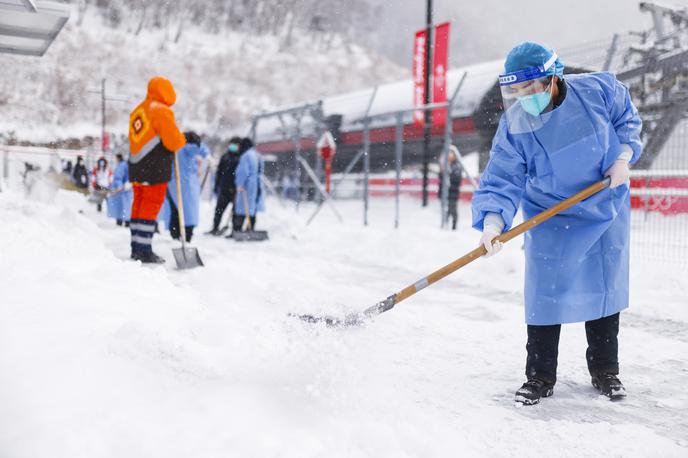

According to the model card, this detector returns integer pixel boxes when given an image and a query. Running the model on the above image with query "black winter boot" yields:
[591,374,626,400]
[142,251,165,264]
[515,378,554,405]
[131,251,166,264]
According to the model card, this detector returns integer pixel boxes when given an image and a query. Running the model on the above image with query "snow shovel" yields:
[171,152,204,269]
[88,189,109,205]
[293,178,612,327]
[233,189,269,242]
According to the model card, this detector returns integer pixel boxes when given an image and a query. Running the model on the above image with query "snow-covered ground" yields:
[1,187,687,457]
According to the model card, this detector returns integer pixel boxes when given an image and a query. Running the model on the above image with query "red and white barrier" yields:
[364,173,688,215]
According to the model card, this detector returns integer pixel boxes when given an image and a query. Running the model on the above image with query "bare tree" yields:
[134,0,146,36]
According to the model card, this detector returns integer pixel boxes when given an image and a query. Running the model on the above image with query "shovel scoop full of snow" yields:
[291,295,397,327]
[291,178,612,328]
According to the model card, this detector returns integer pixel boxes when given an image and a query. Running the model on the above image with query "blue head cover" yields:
[504,42,564,79]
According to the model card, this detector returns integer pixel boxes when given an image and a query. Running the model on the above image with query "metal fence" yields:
[560,31,688,267]
[258,5,688,266]
[629,122,688,267]
[0,144,89,193]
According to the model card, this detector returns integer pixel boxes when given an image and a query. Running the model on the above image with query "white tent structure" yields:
[0,0,70,56]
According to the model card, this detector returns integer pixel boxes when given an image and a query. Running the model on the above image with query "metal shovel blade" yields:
[172,246,204,269]
[233,230,269,242]
[291,295,397,328]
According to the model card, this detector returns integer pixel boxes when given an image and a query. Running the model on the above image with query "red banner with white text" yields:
[432,22,450,128]
[412,29,427,127]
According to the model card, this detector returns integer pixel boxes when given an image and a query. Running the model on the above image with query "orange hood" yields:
[146,76,176,106]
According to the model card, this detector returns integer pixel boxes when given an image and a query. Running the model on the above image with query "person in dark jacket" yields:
[72,156,89,190]
[208,136,242,235]
[444,145,463,230]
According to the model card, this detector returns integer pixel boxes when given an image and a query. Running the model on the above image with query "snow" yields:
[0,10,406,143]
[1,188,687,457]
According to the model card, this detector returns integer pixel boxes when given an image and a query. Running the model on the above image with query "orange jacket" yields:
[128,77,186,184]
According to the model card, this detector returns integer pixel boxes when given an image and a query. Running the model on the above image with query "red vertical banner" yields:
[412,29,427,127]
[432,22,450,128]
[102,131,110,152]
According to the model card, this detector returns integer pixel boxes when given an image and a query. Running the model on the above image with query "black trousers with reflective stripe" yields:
[525,312,620,385]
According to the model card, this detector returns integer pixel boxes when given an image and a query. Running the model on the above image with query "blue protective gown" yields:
[106,161,133,222]
[234,147,266,216]
[161,142,210,228]
[472,72,642,325]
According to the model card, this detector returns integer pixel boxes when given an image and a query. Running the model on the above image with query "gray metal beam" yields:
[636,94,688,169]
[253,101,323,121]
[617,48,688,81]
[21,0,37,12]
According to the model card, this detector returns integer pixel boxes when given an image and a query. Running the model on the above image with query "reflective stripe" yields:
[129,135,161,164]
[130,222,156,233]
[132,235,153,245]
[131,230,153,239]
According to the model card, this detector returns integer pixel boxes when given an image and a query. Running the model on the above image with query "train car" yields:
[253,59,505,175]
[252,59,592,176]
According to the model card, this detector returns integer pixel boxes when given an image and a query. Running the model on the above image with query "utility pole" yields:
[421,0,433,207]
[88,79,129,159]
[101,78,106,153]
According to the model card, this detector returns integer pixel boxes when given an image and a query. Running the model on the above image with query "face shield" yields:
[498,52,558,134]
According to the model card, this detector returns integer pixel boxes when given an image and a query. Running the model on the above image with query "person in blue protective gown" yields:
[107,154,133,226]
[471,42,642,405]
[160,131,210,242]
[232,138,265,233]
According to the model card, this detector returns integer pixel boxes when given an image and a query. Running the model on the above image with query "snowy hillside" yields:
[0,188,686,457]
[0,8,406,143]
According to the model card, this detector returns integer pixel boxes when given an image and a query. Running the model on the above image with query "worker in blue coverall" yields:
[107,153,133,227]
[232,138,265,233]
[160,131,210,242]
[471,42,642,405]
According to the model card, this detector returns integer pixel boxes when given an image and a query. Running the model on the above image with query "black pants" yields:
[232,214,256,232]
[167,195,194,243]
[212,190,234,231]
[525,313,620,385]
[447,201,458,230]
[170,223,194,242]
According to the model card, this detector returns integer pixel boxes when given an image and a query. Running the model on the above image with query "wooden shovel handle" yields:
[393,178,611,303]
[174,151,188,249]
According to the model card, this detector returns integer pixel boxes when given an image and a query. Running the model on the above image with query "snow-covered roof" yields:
[0,0,70,56]
[255,59,504,141]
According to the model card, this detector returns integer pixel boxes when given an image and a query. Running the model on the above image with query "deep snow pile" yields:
[0,189,687,457]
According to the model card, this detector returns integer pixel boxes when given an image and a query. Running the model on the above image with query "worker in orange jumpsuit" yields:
[128,76,186,263]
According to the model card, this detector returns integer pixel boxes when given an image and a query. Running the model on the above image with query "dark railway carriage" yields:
[253,60,590,176]
[253,60,504,176]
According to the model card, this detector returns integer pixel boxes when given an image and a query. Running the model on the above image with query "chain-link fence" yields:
[562,28,688,267]
[630,124,688,267]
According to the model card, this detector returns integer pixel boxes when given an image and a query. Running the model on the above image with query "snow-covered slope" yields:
[0,10,406,143]
[0,188,686,457]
